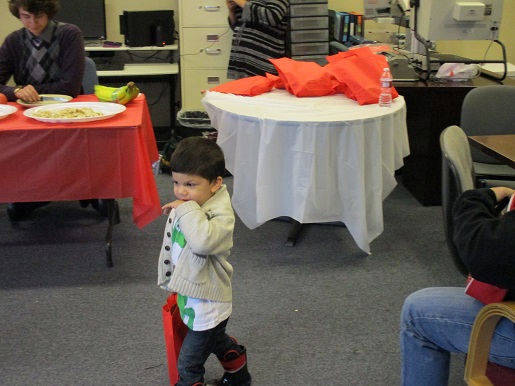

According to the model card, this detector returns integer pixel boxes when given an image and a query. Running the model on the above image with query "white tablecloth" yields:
[202,89,410,253]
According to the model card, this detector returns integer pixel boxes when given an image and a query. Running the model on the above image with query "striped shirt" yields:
[227,0,289,79]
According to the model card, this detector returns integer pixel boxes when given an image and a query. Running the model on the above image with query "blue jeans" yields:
[400,287,515,386]
[177,318,238,386]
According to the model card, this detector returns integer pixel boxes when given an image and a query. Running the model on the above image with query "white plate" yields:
[17,94,73,107]
[0,104,17,120]
[23,102,126,123]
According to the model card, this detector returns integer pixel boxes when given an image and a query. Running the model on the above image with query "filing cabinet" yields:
[178,1,233,111]
[288,0,329,65]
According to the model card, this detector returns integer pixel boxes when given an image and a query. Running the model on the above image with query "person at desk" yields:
[0,0,85,220]
[0,0,85,102]
[226,0,289,79]
[400,187,515,385]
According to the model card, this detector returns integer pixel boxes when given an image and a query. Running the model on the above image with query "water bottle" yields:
[379,67,393,108]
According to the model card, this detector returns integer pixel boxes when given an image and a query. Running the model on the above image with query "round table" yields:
[202,89,410,254]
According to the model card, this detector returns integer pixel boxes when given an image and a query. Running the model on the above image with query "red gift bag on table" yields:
[326,47,399,105]
[270,57,336,97]
[162,293,188,385]
[209,75,276,96]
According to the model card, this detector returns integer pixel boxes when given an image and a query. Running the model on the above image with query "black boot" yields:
[205,345,251,386]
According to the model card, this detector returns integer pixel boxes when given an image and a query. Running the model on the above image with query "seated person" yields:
[400,187,515,385]
[0,0,85,220]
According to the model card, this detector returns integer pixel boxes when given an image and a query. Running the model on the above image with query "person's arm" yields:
[0,31,21,101]
[452,188,515,288]
[174,191,235,256]
[33,24,85,96]
[240,0,289,27]
[226,0,240,27]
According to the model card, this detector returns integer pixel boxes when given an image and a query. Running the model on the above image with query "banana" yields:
[118,82,140,105]
[94,82,140,105]
[94,84,118,102]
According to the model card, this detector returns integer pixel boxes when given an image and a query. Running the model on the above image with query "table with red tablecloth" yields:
[0,94,161,229]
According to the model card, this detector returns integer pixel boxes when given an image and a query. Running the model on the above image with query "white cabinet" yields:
[179,1,233,111]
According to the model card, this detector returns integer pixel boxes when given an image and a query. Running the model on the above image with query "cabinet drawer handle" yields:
[205,48,221,55]
[207,76,220,84]
[203,5,220,11]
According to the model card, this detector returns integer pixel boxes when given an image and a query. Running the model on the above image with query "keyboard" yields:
[94,62,125,71]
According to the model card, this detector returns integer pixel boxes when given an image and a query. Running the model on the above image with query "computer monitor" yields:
[55,0,107,41]
[120,10,175,47]
[411,0,503,41]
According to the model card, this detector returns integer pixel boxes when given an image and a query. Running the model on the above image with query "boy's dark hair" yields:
[170,137,225,182]
[9,0,60,19]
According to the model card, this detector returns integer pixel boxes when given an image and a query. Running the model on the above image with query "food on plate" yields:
[32,107,104,119]
[94,81,140,105]
[0,93,7,104]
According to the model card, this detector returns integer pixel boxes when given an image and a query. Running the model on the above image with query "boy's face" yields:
[172,172,222,207]
[19,8,49,36]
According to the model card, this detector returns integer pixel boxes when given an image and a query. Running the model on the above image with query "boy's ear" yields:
[211,176,223,192]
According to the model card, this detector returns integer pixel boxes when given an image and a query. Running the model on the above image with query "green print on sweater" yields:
[172,223,187,248]
[178,294,195,329]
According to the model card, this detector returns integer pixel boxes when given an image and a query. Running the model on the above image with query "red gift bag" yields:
[465,276,508,304]
[162,293,189,385]
[209,75,276,96]
[326,48,399,105]
[269,57,336,97]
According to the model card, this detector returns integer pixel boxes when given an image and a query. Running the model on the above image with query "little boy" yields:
[157,137,251,386]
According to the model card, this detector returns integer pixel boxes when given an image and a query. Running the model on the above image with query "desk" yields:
[95,63,179,147]
[85,45,178,78]
[0,94,162,264]
[395,74,515,206]
[86,45,179,147]
[468,135,515,169]
[203,90,410,254]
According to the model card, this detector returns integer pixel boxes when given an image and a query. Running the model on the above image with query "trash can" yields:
[176,110,217,140]
[174,110,230,177]
[177,110,213,129]
[162,111,217,173]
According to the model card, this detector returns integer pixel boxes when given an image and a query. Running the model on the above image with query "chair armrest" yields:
[465,301,515,385]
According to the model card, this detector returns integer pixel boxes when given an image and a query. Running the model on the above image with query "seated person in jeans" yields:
[0,0,85,220]
[400,187,515,385]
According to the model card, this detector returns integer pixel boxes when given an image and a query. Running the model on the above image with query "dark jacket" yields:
[453,188,515,290]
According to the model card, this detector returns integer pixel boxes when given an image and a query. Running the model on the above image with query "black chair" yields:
[81,57,120,266]
[460,85,515,188]
[82,57,99,94]
[79,57,111,218]
[440,125,476,277]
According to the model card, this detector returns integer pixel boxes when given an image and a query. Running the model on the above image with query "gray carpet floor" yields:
[0,174,466,385]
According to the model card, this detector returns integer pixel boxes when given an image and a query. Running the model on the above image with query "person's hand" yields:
[226,0,239,11]
[491,187,515,202]
[162,200,186,215]
[228,0,247,9]
[14,85,39,103]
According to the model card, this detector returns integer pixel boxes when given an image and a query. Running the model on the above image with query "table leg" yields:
[104,199,120,267]
[285,219,303,247]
